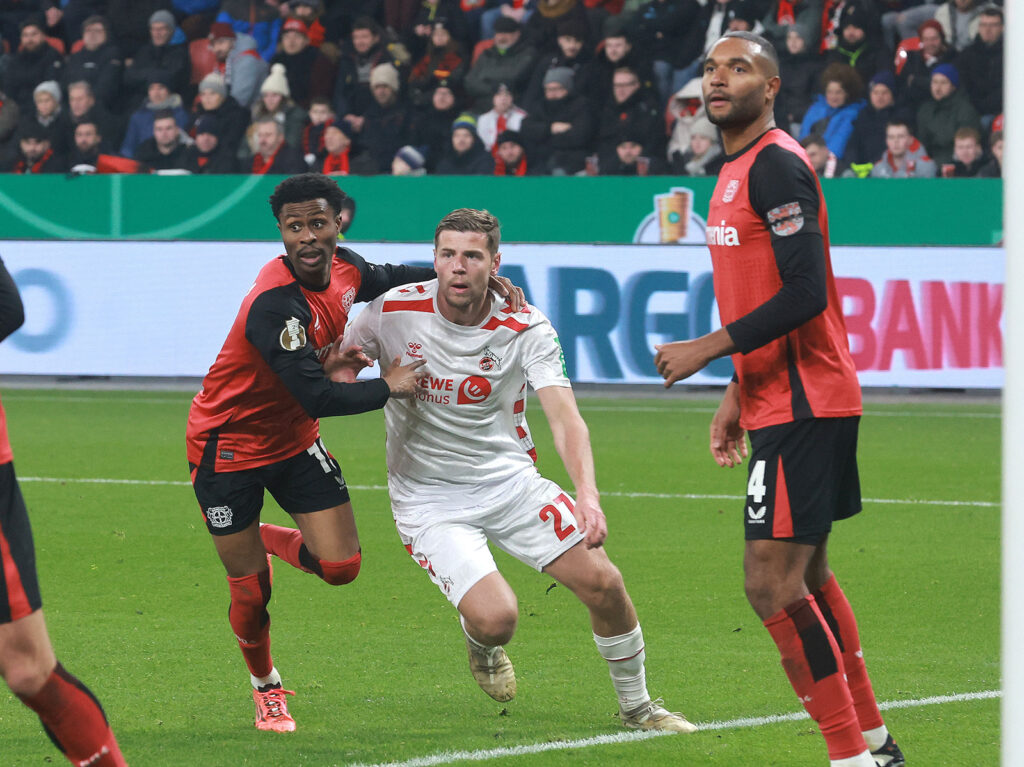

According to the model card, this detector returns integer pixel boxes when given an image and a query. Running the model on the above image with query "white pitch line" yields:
[0,394,1000,418]
[15,477,998,508]
[348,690,1000,767]
[578,405,1000,419]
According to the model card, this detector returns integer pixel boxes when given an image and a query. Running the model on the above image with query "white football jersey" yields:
[343,280,570,502]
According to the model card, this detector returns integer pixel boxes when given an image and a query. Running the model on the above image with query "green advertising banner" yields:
[0,175,1001,245]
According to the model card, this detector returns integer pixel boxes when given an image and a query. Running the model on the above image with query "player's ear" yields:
[492,251,501,275]
[765,74,781,102]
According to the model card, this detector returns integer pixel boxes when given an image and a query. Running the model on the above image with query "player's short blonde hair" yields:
[434,208,501,255]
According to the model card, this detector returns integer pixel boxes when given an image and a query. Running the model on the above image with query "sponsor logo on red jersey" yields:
[706,220,741,246]
[722,179,740,203]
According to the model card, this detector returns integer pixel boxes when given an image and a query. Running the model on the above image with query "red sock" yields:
[814,574,885,732]
[17,663,127,767]
[227,569,273,678]
[764,596,866,760]
[260,524,316,574]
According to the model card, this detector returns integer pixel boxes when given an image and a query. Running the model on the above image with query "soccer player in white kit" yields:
[340,208,697,732]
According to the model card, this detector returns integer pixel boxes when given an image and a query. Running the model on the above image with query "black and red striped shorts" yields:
[0,462,42,624]
[743,416,862,545]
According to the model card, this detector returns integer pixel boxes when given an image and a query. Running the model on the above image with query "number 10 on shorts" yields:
[539,492,577,541]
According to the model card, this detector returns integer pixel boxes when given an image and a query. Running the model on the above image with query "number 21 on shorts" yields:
[539,492,577,541]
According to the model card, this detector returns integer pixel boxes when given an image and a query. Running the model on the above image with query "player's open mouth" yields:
[708,93,729,106]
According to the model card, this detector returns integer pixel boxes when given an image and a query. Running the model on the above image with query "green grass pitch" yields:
[0,389,999,766]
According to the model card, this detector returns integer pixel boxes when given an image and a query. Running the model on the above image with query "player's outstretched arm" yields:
[654,326,738,386]
[710,380,747,468]
[382,357,428,399]
[537,386,607,548]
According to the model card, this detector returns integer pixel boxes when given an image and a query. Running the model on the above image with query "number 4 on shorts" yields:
[747,460,767,504]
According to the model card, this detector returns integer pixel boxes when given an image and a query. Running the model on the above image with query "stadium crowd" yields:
[0,0,1003,177]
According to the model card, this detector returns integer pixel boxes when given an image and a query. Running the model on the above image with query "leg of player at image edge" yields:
[227,554,296,732]
[17,662,128,766]
[765,586,904,767]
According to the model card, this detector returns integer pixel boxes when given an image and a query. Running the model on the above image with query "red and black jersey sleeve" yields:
[725,144,828,355]
[243,283,390,418]
[338,248,436,304]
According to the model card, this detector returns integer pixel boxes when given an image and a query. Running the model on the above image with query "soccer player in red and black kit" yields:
[0,259,128,766]
[653,33,905,767]
[187,173,521,732]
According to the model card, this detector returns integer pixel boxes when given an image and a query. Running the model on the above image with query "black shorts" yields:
[743,416,861,545]
[0,462,43,624]
[189,437,350,536]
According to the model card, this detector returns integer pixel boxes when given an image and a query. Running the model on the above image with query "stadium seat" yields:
[189,38,217,85]
[471,38,494,66]
[894,36,920,75]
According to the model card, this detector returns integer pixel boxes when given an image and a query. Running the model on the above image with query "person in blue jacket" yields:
[799,62,866,159]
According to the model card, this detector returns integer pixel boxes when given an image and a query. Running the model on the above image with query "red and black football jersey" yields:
[186,248,433,472]
[708,129,861,430]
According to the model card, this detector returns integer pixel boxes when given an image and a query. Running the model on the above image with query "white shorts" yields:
[392,473,584,608]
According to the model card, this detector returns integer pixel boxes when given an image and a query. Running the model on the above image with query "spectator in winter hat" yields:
[122,10,189,107]
[493,128,532,175]
[603,126,667,175]
[775,24,824,134]
[898,19,956,110]
[519,64,593,174]
[916,63,981,164]
[357,63,413,172]
[204,21,268,109]
[435,112,494,174]
[249,63,306,151]
[188,72,250,157]
[27,80,71,155]
[392,144,427,175]
[846,70,914,167]
[270,17,336,109]
[669,116,722,176]
[182,114,241,174]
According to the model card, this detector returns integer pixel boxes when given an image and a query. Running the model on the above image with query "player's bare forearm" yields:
[710,381,746,468]
[537,386,604,546]
[654,327,738,387]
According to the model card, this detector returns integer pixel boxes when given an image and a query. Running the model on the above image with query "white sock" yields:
[593,623,649,712]
[251,667,282,690]
[862,724,889,751]
[830,750,875,767]
[460,613,496,651]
